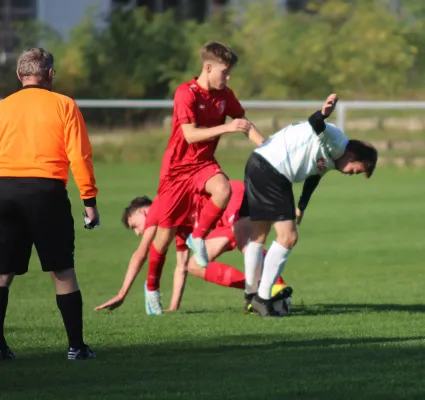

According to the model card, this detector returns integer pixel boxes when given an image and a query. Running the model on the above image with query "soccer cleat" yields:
[271,284,293,316]
[0,345,16,360]
[250,294,281,317]
[186,234,209,267]
[68,344,96,360]
[144,281,163,315]
[244,292,256,314]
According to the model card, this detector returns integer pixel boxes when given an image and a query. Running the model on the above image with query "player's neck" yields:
[196,75,212,92]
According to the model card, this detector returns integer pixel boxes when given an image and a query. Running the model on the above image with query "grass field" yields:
[2,162,425,400]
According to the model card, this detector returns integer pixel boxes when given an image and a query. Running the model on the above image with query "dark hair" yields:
[121,196,152,228]
[200,41,238,68]
[346,140,378,178]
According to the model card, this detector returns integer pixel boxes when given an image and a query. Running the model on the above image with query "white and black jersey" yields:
[241,111,348,222]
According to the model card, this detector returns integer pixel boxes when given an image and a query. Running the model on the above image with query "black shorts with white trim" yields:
[240,152,295,222]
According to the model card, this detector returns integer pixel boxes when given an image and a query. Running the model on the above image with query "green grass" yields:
[2,162,425,399]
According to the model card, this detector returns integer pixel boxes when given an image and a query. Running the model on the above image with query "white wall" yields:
[36,0,111,39]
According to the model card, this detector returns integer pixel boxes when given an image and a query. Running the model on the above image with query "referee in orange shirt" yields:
[0,48,99,360]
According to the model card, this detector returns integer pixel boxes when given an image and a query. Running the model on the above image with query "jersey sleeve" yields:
[321,123,349,160]
[144,198,159,230]
[64,100,98,203]
[174,85,197,125]
[225,88,245,119]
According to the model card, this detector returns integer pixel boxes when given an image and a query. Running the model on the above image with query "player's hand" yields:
[296,208,304,225]
[228,118,251,134]
[83,206,100,230]
[94,295,125,311]
[321,94,338,117]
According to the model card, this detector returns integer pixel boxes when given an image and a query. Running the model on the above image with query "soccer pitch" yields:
[3,162,425,399]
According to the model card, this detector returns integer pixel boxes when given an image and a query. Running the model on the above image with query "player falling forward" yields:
[143,42,265,312]
[94,181,291,315]
[241,93,378,317]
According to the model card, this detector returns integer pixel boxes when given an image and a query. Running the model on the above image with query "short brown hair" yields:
[346,140,378,178]
[200,41,238,68]
[17,48,54,79]
[121,196,152,228]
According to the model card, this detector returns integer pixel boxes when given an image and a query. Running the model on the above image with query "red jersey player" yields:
[94,181,291,315]
[145,42,265,313]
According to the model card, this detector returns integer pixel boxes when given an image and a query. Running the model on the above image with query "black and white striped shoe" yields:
[68,344,96,360]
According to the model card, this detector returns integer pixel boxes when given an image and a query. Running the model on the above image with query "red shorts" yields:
[156,163,224,228]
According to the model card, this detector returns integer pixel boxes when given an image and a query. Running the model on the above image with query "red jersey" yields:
[159,78,245,180]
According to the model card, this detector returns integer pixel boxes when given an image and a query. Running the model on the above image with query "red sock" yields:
[146,244,166,291]
[192,199,224,239]
[204,262,245,289]
[262,249,286,286]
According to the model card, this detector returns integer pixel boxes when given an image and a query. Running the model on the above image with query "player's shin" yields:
[244,241,264,294]
[258,241,291,300]
[205,262,245,289]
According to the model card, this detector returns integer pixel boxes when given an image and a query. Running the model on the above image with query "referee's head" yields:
[16,48,55,90]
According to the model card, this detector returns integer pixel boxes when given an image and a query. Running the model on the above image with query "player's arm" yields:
[241,116,266,146]
[296,175,322,225]
[166,249,190,311]
[94,225,157,311]
[181,120,251,144]
[308,94,338,135]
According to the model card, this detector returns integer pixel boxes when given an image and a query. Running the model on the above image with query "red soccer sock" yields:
[192,199,224,239]
[204,262,245,289]
[146,244,166,291]
[262,249,286,286]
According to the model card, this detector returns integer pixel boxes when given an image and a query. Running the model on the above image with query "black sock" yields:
[0,287,9,349]
[56,290,85,349]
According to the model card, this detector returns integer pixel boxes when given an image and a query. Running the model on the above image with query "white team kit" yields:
[254,120,349,182]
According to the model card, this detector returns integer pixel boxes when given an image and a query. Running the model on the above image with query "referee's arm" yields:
[64,101,98,206]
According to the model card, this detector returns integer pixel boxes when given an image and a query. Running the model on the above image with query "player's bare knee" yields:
[52,268,79,294]
[276,232,298,249]
[211,180,232,207]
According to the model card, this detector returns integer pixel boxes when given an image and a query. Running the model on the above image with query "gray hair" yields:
[16,48,54,79]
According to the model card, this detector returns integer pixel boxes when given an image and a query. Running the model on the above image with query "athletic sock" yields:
[56,290,84,349]
[204,262,245,289]
[258,241,291,300]
[192,199,224,239]
[244,241,264,294]
[0,287,9,349]
[147,244,166,291]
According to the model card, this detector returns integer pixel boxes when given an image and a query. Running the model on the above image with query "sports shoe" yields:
[68,344,96,360]
[144,281,163,315]
[251,294,281,317]
[244,292,256,314]
[271,284,293,316]
[0,345,16,360]
[186,234,209,267]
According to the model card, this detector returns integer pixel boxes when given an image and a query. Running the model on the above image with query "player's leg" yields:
[28,179,94,360]
[188,167,231,267]
[145,227,176,315]
[0,179,33,360]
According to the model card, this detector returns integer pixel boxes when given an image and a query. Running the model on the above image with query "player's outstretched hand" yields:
[94,295,125,311]
[228,118,251,134]
[296,208,304,225]
[321,94,338,118]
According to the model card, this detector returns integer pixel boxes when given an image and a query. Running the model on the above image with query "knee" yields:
[276,231,298,249]
[212,181,232,204]
[0,274,14,287]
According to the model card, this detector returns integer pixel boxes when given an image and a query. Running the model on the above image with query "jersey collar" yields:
[21,85,50,91]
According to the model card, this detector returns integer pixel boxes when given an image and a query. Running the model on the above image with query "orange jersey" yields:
[0,86,97,200]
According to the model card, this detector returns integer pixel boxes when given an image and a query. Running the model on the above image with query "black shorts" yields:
[0,178,75,275]
[241,152,295,222]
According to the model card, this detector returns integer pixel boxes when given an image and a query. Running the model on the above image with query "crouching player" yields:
[94,181,291,315]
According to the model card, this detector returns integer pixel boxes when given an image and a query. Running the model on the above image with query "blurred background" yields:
[1,0,425,166]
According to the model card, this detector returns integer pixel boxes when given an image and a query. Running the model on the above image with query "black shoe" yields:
[244,292,256,314]
[251,295,280,317]
[68,344,96,360]
[0,345,16,360]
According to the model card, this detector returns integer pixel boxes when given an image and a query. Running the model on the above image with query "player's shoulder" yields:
[50,91,78,107]
[175,79,198,96]
[324,122,347,139]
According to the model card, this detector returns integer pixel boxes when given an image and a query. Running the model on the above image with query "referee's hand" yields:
[84,206,100,229]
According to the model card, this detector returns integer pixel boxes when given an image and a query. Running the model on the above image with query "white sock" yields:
[244,241,264,294]
[258,241,291,300]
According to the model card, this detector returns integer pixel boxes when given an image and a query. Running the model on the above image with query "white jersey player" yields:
[239,94,378,317]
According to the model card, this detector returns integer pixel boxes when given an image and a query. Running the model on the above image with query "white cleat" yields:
[144,282,163,315]
[186,234,209,267]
